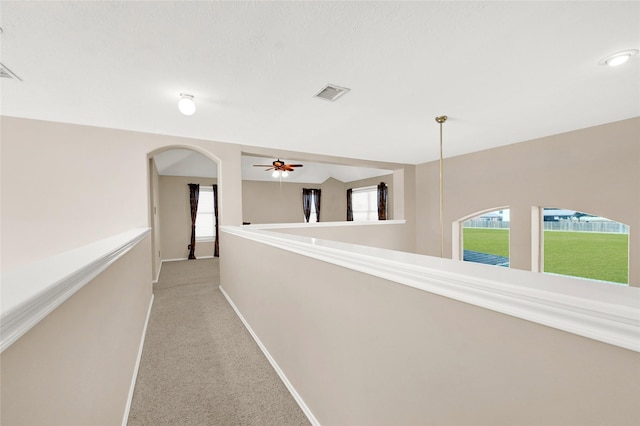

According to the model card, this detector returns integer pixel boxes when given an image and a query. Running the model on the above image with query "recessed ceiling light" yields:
[600,49,639,67]
[178,93,196,116]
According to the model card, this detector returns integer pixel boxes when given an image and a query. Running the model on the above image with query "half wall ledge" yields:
[222,224,640,352]
[0,228,151,353]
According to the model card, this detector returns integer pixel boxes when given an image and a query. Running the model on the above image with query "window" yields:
[196,186,216,241]
[309,193,318,223]
[542,208,628,284]
[303,188,320,223]
[351,186,378,221]
[462,209,510,267]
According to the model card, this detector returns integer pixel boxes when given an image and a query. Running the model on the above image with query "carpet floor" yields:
[127,258,309,426]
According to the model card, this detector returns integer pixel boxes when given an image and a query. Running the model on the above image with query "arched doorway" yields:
[147,146,220,282]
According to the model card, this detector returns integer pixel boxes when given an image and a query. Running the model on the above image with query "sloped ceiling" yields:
[241,155,391,183]
[1,1,638,165]
[154,149,218,179]
[153,149,392,183]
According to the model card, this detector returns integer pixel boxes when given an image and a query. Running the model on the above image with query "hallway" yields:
[128,259,309,425]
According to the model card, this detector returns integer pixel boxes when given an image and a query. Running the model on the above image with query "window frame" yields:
[308,192,318,223]
[351,185,378,222]
[195,186,216,242]
[539,207,629,285]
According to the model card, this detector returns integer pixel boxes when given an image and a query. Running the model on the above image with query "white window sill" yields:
[196,237,215,243]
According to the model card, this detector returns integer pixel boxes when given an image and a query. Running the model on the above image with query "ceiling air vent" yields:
[314,84,350,102]
[0,63,22,81]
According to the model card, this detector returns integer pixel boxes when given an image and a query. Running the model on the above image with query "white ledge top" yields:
[222,225,640,352]
[1,228,150,353]
[242,219,406,229]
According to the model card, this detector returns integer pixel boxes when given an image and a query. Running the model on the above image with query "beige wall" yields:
[319,177,347,222]
[0,235,152,426]
[0,117,242,426]
[275,222,414,254]
[415,117,640,285]
[241,178,351,224]
[150,159,161,280]
[1,116,249,270]
[242,174,396,224]
[2,113,637,424]
[220,232,640,426]
[1,117,151,270]
[159,175,217,260]
[242,180,308,224]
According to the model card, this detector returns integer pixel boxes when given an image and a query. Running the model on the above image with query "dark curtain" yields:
[302,188,312,223]
[188,183,199,259]
[213,184,219,257]
[377,182,388,220]
[313,189,321,222]
[346,188,353,221]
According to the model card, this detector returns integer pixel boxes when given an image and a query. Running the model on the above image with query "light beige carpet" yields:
[127,258,309,426]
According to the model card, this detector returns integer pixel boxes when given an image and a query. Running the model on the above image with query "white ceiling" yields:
[154,148,218,178]
[153,149,392,183]
[1,2,638,165]
[242,155,391,183]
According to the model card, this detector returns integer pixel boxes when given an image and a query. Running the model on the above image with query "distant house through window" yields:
[461,209,510,267]
[196,186,216,241]
[542,207,629,285]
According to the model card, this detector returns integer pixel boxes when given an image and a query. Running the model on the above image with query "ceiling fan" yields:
[253,159,303,177]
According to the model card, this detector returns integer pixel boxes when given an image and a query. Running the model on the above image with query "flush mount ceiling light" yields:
[178,93,196,116]
[600,49,639,67]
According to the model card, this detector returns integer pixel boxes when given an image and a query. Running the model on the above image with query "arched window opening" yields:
[542,208,629,285]
[462,209,510,267]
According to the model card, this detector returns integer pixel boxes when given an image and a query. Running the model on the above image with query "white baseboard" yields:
[161,257,188,262]
[122,294,154,426]
[152,262,162,284]
[153,257,216,284]
[161,256,214,263]
[219,285,320,426]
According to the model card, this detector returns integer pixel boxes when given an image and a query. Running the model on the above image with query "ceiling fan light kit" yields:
[254,159,303,178]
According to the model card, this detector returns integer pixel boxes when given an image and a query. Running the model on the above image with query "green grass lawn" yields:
[543,231,628,284]
[463,228,509,257]
[463,228,628,284]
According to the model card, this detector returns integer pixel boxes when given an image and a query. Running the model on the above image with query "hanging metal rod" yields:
[435,115,447,258]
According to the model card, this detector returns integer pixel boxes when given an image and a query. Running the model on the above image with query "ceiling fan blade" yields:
[253,164,274,167]
[287,164,303,167]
